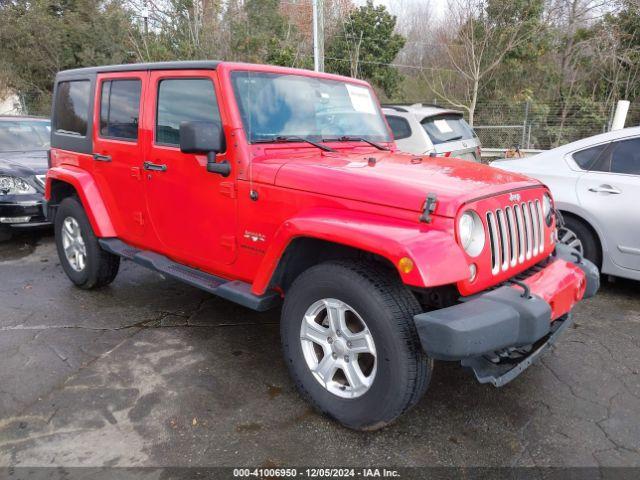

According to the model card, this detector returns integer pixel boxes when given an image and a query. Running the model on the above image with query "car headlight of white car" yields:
[0,176,36,195]
[458,210,485,257]
[542,193,553,226]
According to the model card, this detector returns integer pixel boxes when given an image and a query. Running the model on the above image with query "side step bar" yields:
[99,238,281,312]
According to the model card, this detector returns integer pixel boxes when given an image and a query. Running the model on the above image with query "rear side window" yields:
[421,114,475,145]
[54,80,91,136]
[610,138,640,175]
[572,143,608,170]
[386,115,411,140]
[100,79,142,141]
[156,78,220,146]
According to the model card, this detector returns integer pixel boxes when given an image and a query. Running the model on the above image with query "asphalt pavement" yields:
[0,231,639,468]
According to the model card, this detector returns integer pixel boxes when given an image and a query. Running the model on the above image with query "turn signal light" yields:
[398,257,414,274]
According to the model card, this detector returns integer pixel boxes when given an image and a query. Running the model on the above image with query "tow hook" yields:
[419,193,438,223]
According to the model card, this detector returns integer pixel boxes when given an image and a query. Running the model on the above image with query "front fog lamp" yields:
[543,193,553,226]
[458,210,485,257]
[469,263,477,282]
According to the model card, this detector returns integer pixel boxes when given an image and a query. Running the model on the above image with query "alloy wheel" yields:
[300,298,377,399]
[558,226,584,255]
[61,216,87,272]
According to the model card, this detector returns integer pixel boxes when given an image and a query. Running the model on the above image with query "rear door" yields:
[92,72,147,241]
[576,136,640,271]
[142,70,237,269]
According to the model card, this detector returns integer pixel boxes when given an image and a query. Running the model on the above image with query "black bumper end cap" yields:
[414,286,551,361]
[554,243,600,299]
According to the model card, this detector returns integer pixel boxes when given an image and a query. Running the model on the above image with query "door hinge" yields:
[219,181,236,198]
[220,235,236,252]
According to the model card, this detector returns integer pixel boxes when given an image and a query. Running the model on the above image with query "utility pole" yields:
[142,0,149,36]
[312,0,324,72]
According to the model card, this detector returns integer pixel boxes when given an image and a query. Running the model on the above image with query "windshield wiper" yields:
[324,136,389,151]
[254,135,336,153]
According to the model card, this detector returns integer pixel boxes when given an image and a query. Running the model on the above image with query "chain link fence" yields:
[422,100,640,151]
[473,101,640,150]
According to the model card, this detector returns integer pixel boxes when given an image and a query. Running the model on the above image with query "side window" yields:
[156,78,221,146]
[385,115,411,140]
[609,138,640,175]
[100,79,141,141]
[54,80,91,136]
[572,143,608,170]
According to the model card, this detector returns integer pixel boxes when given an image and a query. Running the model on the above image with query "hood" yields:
[0,150,48,174]
[271,149,542,217]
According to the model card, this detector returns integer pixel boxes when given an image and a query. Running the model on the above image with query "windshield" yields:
[421,114,476,145]
[0,120,51,152]
[231,71,391,143]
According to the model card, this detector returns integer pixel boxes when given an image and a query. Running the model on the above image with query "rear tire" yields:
[281,260,433,430]
[560,215,601,268]
[55,197,120,289]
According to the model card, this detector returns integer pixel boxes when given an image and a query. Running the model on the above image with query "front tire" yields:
[281,260,433,430]
[55,197,120,289]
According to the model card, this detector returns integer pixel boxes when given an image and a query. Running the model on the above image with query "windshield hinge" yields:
[419,193,438,224]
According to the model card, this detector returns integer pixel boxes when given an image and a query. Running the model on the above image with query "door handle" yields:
[588,185,621,194]
[143,161,167,172]
[93,153,112,162]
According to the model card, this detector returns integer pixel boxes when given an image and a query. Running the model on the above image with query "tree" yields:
[326,0,406,97]
[0,0,135,114]
[125,0,226,62]
[596,1,640,105]
[423,0,545,125]
[227,0,298,66]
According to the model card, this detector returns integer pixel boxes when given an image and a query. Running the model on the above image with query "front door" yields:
[576,136,640,271]
[142,70,237,270]
[92,72,147,241]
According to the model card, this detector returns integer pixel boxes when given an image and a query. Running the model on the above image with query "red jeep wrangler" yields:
[46,61,599,430]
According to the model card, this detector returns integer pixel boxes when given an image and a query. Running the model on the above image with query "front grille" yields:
[486,200,545,275]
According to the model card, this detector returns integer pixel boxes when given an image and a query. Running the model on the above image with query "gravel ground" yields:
[0,231,639,468]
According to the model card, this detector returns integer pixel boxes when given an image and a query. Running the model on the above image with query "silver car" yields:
[494,127,640,281]
[383,104,482,161]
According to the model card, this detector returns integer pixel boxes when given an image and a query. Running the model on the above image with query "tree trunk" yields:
[468,77,479,126]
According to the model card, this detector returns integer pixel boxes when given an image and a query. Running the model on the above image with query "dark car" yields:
[0,116,51,241]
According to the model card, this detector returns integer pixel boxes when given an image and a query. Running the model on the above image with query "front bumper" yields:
[413,246,599,386]
[0,193,50,228]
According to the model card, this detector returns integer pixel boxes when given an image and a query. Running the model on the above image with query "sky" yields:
[357,0,448,20]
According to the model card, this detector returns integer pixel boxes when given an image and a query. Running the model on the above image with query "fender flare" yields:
[251,208,469,295]
[46,165,116,238]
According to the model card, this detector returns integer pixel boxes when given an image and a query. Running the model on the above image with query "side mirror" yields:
[179,121,230,176]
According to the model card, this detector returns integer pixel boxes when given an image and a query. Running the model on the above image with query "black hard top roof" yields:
[56,60,221,78]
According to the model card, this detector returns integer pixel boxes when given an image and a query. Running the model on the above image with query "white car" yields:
[383,104,482,161]
[494,127,640,281]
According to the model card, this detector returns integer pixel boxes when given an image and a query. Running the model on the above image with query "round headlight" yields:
[543,193,553,226]
[458,210,485,257]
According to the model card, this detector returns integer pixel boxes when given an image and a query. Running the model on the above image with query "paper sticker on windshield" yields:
[433,119,453,134]
[346,84,376,114]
